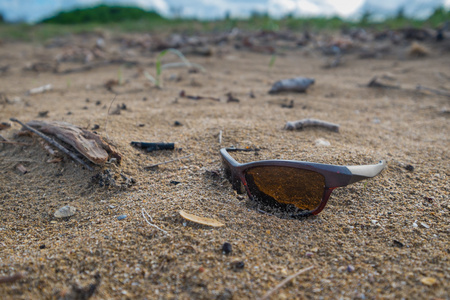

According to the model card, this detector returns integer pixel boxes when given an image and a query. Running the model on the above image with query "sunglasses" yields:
[220,148,386,217]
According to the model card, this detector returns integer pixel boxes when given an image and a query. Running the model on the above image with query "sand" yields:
[0,31,449,299]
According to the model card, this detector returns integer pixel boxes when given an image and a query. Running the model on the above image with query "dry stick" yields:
[416,84,450,98]
[259,265,314,300]
[219,130,222,145]
[284,118,340,132]
[0,273,25,284]
[10,118,93,171]
[144,154,193,169]
[141,208,169,235]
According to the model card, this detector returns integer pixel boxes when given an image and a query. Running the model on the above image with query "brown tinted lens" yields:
[245,166,325,211]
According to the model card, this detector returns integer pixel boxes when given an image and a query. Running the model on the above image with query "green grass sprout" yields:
[144,48,205,88]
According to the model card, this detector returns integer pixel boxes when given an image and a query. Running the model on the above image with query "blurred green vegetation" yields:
[0,5,448,42]
[41,5,164,24]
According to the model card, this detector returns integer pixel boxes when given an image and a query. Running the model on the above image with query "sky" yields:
[0,0,449,23]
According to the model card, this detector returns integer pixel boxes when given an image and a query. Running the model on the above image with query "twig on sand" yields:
[142,208,169,235]
[58,59,140,74]
[0,273,25,284]
[259,266,314,300]
[9,118,93,171]
[284,118,340,132]
[179,90,220,102]
[219,130,222,145]
[416,85,450,98]
[144,154,193,170]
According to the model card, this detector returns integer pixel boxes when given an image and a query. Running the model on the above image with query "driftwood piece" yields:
[10,118,94,171]
[416,85,450,98]
[284,118,340,132]
[25,120,122,165]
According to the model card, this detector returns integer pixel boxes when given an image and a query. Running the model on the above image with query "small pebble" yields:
[117,215,127,221]
[393,240,404,248]
[39,244,46,249]
[222,242,232,255]
[315,138,330,147]
[38,111,49,117]
[305,252,314,257]
[347,265,355,272]
[405,164,414,171]
[174,121,183,126]
[54,205,76,218]
[232,261,245,270]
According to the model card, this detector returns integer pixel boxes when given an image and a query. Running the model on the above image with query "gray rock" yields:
[54,205,76,218]
[269,77,315,94]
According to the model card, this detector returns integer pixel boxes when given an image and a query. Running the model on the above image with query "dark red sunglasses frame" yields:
[220,148,386,217]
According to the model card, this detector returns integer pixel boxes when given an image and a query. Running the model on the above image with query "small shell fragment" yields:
[179,210,225,227]
[117,215,127,220]
[420,277,437,286]
[54,205,76,218]
[16,164,28,174]
[269,77,315,94]
[315,138,330,147]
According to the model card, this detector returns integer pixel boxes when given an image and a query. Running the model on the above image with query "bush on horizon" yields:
[40,5,165,24]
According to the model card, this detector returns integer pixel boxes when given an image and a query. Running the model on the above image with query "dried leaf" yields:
[179,210,225,227]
